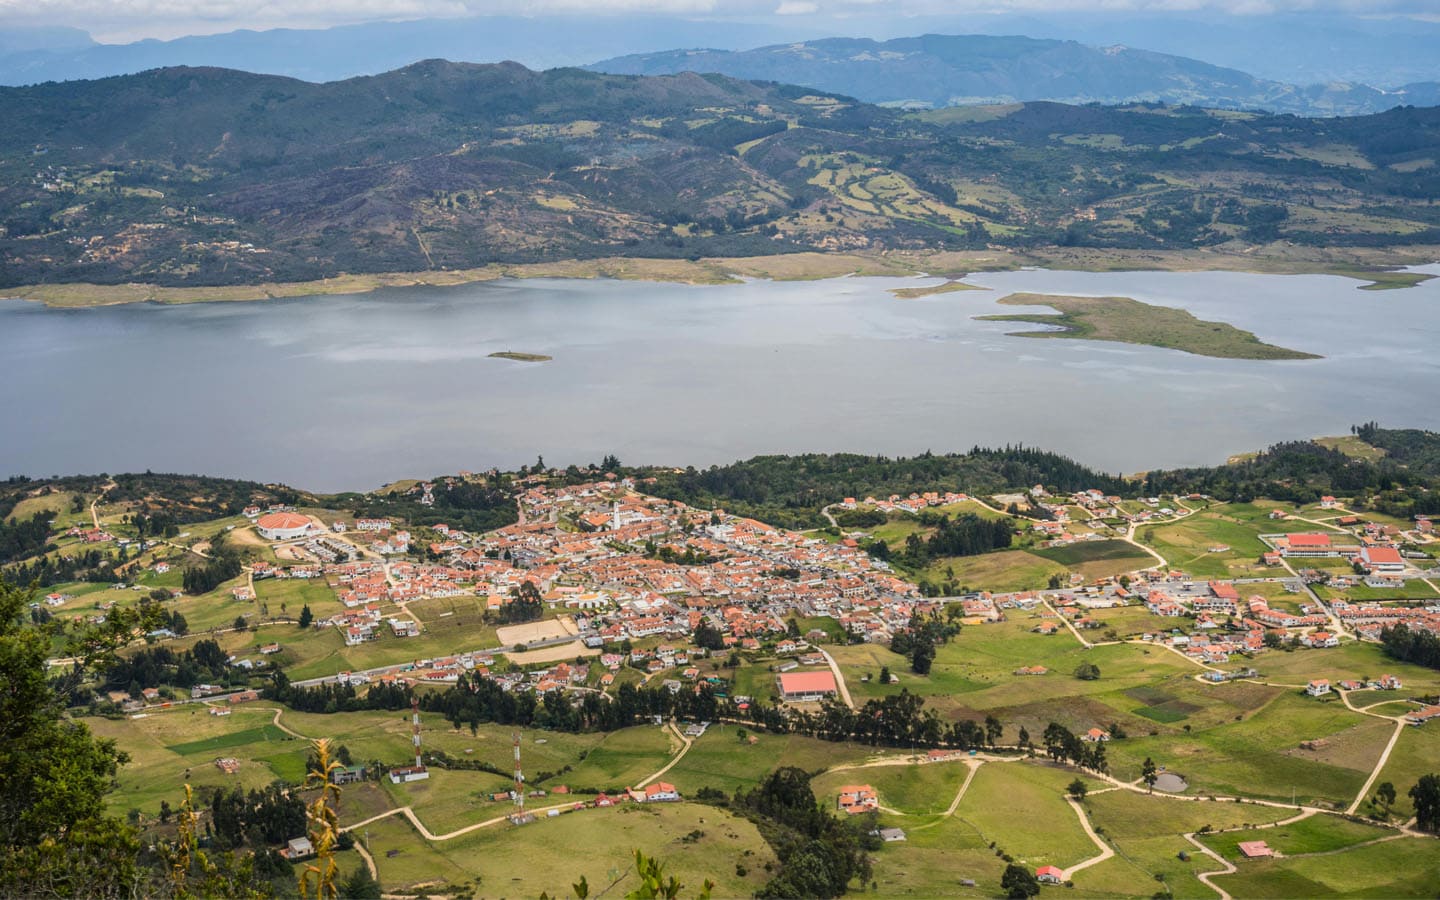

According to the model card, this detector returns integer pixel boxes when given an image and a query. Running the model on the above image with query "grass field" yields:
[922,549,1066,593]
[812,759,973,817]
[1138,504,1277,578]
[1314,580,1440,603]
[664,728,883,796]
[1199,813,1393,860]
[1031,540,1155,580]
[86,704,680,826]
[357,801,777,897]
[1105,692,1392,808]
[87,706,310,816]
[5,490,85,523]
[1209,833,1440,897]
[1082,790,1296,898]
[1361,724,1440,819]
[1089,605,1196,637]
[1251,641,1440,695]
[953,762,1101,868]
[977,293,1319,360]
[828,622,1208,744]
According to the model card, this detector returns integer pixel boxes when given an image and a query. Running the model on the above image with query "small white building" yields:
[389,765,430,784]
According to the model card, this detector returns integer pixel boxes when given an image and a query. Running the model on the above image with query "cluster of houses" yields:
[475,481,925,647]
[838,490,973,516]
[1305,674,1403,697]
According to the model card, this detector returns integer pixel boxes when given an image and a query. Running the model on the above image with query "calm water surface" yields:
[3,266,1438,491]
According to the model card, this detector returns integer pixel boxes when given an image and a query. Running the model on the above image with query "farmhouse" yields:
[1036,865,1064,884]
[639,782,680,802]
[1306,679,1331,697]
[837,785,879,814]
[1406,705,1440,726]
[1238,840,1273,859]
[777,671,837,702]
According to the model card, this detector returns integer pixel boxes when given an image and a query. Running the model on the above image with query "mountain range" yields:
[2,61,1437,289]
[588,34,1440,118]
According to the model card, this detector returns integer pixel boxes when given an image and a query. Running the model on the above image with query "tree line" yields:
[1380,624,1440,671]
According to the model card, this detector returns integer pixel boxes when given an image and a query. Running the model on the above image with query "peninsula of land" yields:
[978,292,1322,360]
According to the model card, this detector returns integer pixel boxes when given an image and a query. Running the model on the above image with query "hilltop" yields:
[2,61,1439,291]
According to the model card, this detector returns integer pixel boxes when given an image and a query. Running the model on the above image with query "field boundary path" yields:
[636,722,693,789]
[1060,797,1114,880]
[1183,832,1235,900]
[817,648,856,709]
[342,720,695,845]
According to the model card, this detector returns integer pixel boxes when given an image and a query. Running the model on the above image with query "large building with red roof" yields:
[777,670,838,701]
[256,512,312,541]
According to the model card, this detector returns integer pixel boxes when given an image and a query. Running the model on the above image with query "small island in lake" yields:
[889,280,987,299]
[488,351,553,363]
[977,292,1320,360]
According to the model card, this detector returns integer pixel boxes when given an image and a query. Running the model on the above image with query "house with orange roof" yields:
[837,785,878,814]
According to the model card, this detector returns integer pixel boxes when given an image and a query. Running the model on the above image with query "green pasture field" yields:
[812,759,973,817]
[1199,813,1393,860]
[843,762,1101,898]
[921,549,1066,592]
[1088,605,1194,637]
[1210,832,1439,898]
[1250,641,1440,694]
[1079,789,1297,898]
[1315,580,1440,603]
[1362,724,1440,819]
[1138,505,1276,578]
[827,621,1202,740]
[1030,539,1154,579]
[1103,692,1391,808]
[364,801,777,897]
[662,728,884,797]
[951,761,1101,868]
[85,705,309,816]
[5,490,87,524]
[253,576,346,618]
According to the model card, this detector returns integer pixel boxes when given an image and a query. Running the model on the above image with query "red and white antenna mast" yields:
[412,697,423,768]
[512,731,525,816]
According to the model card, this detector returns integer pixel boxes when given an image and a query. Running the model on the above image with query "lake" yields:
[3,265,1438,491]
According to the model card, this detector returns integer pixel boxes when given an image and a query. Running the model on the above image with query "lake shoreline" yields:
[4,245,1438,309]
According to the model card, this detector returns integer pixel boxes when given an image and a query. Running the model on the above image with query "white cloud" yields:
[775,0,819,12]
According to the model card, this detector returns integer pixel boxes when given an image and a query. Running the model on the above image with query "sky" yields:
[1,0,1437,43]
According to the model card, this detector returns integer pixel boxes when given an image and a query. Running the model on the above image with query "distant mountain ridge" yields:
[0,16,808,86]
[587,34,1440,117]
[2,61,1438,290]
